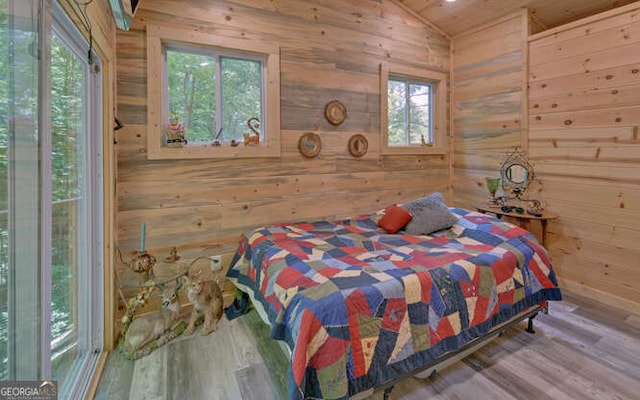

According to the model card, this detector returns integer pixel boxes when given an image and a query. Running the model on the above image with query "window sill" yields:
[381,145,448,156]
[146,142,281,160]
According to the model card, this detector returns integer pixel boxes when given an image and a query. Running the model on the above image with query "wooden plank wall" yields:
[529,3,640,313]
[114,0,451,305]
[451,11,529,209]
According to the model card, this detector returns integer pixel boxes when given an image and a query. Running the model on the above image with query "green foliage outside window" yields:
[0,13,82,378]
[388,77,432,145]
[388,80,407,145]
[166,47,263,144]
[166,50,217,142]
[220,57,262,142]
[50,33,83,343]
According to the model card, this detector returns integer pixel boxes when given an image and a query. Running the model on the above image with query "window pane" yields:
[49,3,103,395]
[387,79,406,146]
[221,57,262,143]
[166,49,217,143]
[409,83,431,144]
[1,0,41,379]
[387,77,434,146]
[50,31,86,384]
[164,48,265,146]
[0,0,9,379]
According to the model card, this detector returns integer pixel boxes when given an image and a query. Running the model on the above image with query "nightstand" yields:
[473,204,558,247]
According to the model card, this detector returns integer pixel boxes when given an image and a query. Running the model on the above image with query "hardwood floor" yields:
[94,291,640,400]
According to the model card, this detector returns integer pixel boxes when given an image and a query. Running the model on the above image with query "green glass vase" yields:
[485,177,500,207]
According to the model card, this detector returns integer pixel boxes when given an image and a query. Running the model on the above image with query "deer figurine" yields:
[122,279,183,354]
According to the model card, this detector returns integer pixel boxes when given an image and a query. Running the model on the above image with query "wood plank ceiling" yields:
[396,0,638,36]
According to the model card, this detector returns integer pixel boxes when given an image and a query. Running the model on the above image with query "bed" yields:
[226,202,563,400]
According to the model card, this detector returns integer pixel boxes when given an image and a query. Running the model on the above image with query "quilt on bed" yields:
[226,208,563,400]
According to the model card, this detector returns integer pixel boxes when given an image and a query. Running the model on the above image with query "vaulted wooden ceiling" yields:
[396,0,638,37]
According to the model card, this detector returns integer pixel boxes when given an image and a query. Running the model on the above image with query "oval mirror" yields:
[506,164,527,184]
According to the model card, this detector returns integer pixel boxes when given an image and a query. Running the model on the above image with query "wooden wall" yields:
[451,10,530,209]
[452,4,640,313]
[529,3,640,313]
[114,0,451,305]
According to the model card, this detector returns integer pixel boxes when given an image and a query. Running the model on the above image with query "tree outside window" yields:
[387,76,433,146]
[165,46,263,145]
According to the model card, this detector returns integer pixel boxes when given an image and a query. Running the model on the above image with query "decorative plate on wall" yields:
[298,132,322,158]
[348,134,368,158]
[324,100,347,126]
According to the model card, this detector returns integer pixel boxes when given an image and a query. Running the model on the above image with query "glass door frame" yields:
[45,1,104,396]
[2,0,104,396]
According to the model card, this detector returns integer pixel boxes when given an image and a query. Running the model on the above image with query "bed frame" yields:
[234,282,548,400]
[352,304,547,400]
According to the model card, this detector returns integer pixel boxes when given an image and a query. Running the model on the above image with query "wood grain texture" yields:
[94,291,640,399]
[451,11,529,211]
[396,0,639,37]
[529,5,640,307]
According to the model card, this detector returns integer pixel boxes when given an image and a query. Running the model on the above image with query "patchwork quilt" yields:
[226,208,563,400]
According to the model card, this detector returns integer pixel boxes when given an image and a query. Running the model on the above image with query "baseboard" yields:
[557,278,640,316]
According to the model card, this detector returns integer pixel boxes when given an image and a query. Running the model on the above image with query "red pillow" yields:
[378,206,413,233]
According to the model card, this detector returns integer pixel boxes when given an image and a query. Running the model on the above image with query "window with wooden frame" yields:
[147,24,281,159]
[380,63,447,154]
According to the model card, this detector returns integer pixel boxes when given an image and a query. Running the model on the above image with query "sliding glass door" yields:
[1,0,41,383]
[1,0,103,397]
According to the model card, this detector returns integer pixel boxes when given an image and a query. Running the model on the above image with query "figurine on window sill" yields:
[165,112,187,148]
[243,117,260,146]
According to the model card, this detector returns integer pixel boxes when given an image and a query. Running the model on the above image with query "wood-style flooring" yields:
[94,291,640,400]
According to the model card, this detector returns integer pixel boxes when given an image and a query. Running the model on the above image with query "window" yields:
[380,63,447,154]
[388,76,434,145]
[165,46,264,145]
[1,1,103,397]
[147,24,281,159]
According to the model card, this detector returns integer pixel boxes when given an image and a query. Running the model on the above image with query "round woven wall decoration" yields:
[348,134,368,158]
[324,100,347,126]
[298,132,322,158]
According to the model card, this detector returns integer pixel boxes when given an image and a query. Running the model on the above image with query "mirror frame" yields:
[500,148,535,200]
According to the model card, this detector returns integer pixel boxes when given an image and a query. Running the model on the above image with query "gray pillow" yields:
[401,192,457,235]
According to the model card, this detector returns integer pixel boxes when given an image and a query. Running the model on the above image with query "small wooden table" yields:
[473,204,558,247]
